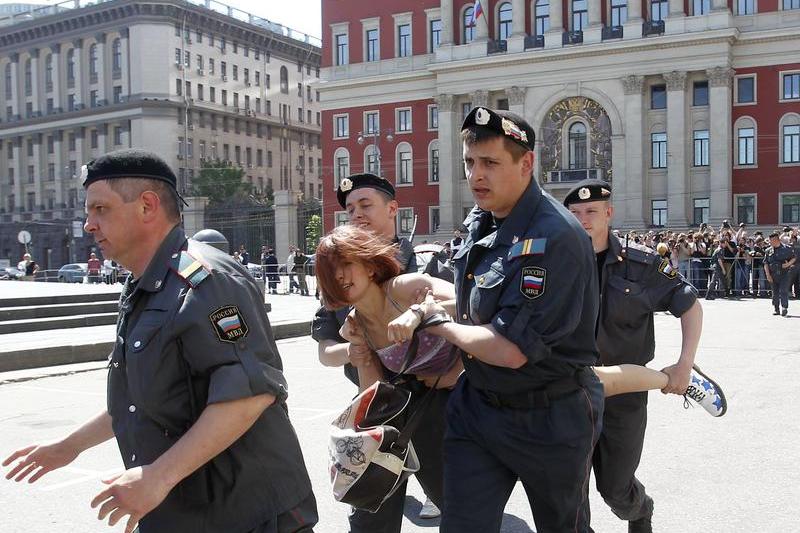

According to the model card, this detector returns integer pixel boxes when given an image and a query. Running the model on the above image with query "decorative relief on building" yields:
[540,96,613,182]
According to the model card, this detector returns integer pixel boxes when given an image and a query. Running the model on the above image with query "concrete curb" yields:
[0,320,311,372]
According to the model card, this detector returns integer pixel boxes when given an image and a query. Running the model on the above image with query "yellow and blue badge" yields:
[172,250,210,288]
[508,238,547,261]
[658,259,678,279]
[209,305,249,343]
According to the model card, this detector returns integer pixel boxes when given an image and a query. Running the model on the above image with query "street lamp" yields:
[357,128,394,177]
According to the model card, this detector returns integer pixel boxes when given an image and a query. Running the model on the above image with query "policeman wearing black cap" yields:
[422,108,603,532]
[565,178,702,533]
[3,149,317,532]
[765,231,796,316]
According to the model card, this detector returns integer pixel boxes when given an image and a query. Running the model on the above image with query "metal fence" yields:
[679,258,800,298]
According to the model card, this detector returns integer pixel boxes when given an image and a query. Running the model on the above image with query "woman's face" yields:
[335,260,374,304]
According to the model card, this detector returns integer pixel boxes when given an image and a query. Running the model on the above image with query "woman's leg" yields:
[593,365,668,397]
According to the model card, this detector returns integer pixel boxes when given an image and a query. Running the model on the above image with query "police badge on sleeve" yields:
[520,266,546,299]
[210,305,249,342]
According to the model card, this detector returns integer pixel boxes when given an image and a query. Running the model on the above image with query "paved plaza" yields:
[1,297,798,532]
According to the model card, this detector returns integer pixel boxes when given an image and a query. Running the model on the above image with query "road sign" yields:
[72,220,83,238]
[17,230,31,244]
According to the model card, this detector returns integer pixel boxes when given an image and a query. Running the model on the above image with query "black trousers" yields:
[771,275,791,310]
[348,385,449,533]
[591,391,650,522]
[441,375,604,533]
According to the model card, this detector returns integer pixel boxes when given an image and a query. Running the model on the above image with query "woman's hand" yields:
[340,314,375,368]
[420,289,446,319]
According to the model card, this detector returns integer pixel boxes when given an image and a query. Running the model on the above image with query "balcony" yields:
[524,34,544,50]
[602,25,624,40]
[562,30,584,45]
[487,39,507,55]
[642,19,665,37]
[548,169,600,183]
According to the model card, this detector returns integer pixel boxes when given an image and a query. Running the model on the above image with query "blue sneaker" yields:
[684,365,727,417]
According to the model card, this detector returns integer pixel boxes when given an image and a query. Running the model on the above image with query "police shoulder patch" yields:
[657,259,678,279]
[210,305,249,343]
[520,266,546,299]
[171,250,211,288]
[508,238,547,261]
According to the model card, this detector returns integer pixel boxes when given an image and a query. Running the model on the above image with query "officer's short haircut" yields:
[769,231,781,239]
[107,178,181,223]
[460,127,529,163]
[316,225,401,310]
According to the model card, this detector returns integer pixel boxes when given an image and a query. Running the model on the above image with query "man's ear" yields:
[387,199,399,218]
[139,190,161,222]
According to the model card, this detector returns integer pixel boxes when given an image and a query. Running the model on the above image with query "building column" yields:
[50,44,61,111]
[12,138,22,211]
[119,28,130,98]
[29,49,40,114]
[94,34,106,103]
[436,93,460,235]
[121,121,131,147]
[665,0,686,33]
[53,132,65,216]
[544,0,563,48]
[9,54,19,118]
[708,67,734,225]
[472,89,489,108]
[274,190,299,264]
[711,0,728,10]
[507,86,526,117]
[72,39,83,108]
[97,124,107,155]
[506,0,527,52]
[583,0,604,43]
[664,70,688,228]
[623,0,643,40]
[669,0,685,16]
[440,0,453,45]
[74,128,85,168]
[32,134,43,209]
[621,75,646,228]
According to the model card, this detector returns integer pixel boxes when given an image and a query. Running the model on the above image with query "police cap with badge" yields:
[461,106,536,152]
[81,148,187,205]
[563,179,612,207]
[336,173,396,208]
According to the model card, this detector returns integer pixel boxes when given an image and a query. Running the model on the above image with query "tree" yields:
[189,159,252,206]
[305,214,322,253]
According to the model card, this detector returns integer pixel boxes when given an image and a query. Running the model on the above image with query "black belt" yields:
[479,368,591,410]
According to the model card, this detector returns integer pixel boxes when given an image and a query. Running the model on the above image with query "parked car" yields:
[0,266,25,280]
[244,263,263,280]
[58,263,88,283]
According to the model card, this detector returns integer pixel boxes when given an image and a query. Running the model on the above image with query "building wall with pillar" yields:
[321,0,800,239]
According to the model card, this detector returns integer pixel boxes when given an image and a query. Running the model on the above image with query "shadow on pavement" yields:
[402,496,535,532]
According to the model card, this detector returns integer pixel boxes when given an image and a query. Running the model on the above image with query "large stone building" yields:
[0,0,322,268]
[319,0,800,240]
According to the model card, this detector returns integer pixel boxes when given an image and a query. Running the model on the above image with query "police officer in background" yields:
[423,107,603,532]
[764,231,796,316]
[565,179,703,533]
[3,149,316,533]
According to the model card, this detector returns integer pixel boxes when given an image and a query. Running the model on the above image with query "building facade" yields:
[0,0,322,268]
[320,0,800,240]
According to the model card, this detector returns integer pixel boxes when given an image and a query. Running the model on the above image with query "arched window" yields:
[24,58,31,96]
[396,142,413,185]
[45,54,53,88]
[5,63,13,95]
[568,122,587,169]
[112,38,122,71]
[535,0,550,35]
[66,48,75,82]
[280,65,288,94]
[733,117,757,167]
[89,44,98,76]
[428,140,440,183]
[498,2,513,40]
[463,6,476,44]
[334,147,351,186]
[780,113,800,164]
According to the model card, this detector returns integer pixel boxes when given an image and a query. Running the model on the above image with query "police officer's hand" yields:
[659,363,692,395]
[387,310,421,345]
[91,465,172,533]
[3,440,80,483]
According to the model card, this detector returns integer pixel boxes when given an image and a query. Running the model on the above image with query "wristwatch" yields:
[408,304,425,321]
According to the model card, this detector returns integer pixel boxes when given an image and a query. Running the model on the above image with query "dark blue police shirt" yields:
[766,243,795,276]
[108,226,312,532]
[452,179,599,394]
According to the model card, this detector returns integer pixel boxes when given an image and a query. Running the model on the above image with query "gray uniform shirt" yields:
[108,226,312,532]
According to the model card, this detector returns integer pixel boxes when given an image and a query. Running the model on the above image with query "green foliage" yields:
[305,214,322,252]
[189,159,252,206]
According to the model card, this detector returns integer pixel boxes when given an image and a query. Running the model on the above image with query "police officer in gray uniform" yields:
[765,231,796,316]
[565,179,703,533]
[3,149,316,533]
[426,107,603,533]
